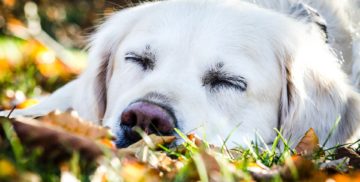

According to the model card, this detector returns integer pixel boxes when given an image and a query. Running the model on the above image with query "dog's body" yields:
[2,0,360,148]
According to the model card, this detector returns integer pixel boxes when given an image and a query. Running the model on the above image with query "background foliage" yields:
[0,0,139,110]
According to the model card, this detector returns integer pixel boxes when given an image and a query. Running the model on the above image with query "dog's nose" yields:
[120,101,175,141]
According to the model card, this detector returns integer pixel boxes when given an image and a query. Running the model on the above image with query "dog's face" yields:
[84,0,359,148]
[100,1,286,147]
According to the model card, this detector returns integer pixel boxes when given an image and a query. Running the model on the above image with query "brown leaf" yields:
[334,147,360,169]
[249,156,316,181]
[128,134,176,149]
[117,134,176,156]
[281,156,315,181]
[1,117,104,161]
[295,128,320,157]
[40,110,114,141]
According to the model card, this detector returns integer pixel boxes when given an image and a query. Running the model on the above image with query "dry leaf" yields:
[295,128,320,157]
[281,156,315,181]
[127,134,176,149]
[120,158,161,182]
[117,135,176,156]
[40,110,115,141]
[3,117,104,161]
[334,147,360,169]
[320,158,350,173]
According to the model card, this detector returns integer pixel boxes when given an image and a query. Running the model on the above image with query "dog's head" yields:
[83,0,360,148]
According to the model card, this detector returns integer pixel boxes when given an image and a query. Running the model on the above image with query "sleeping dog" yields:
[2,0,360,148]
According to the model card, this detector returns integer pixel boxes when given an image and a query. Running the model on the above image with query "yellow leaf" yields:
[120,160,161,182]
[16,99,39,109]
[0,159,16,178]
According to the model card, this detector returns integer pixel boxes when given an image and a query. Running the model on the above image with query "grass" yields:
[1,114,360,181]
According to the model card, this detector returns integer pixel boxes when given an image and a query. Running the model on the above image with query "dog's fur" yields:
[2,0,360,148]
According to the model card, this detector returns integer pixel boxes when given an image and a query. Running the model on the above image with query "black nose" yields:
[120,101,175,143]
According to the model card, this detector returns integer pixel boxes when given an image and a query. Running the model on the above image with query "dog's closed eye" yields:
[203,63,247,92]
[125,52,155,71]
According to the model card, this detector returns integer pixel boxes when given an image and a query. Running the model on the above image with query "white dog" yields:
[2,0,360,148]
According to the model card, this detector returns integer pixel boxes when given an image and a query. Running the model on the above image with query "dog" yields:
[1,0,360,148]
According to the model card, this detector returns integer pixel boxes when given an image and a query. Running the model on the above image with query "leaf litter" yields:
[0,111,360,181]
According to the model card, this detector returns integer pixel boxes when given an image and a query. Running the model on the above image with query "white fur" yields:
[2,0,360,148]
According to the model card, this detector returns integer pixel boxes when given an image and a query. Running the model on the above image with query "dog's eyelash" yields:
[125,52,155,71]
[203,75,247,92]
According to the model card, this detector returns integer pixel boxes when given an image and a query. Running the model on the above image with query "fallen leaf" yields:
[117,134,176,156]
[320,158,350,173]
[281,156,315,181]
[40,110,115,141]
[1,117,104,161]
[295,128,320,157]
[127,134,176,150]
[334,147,360,169]
[120,159,161,182]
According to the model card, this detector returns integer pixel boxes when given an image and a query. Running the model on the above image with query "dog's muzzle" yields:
[116,101,175,147]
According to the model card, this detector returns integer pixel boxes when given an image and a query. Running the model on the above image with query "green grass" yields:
[1,115,360,181]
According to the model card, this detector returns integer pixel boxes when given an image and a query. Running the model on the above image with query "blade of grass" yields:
[158,144,184,159]
[324,138,360,151]
[214,154,234,182]
[284,154,298,180]
[192,153,209,182]
[70,152,81,178]
[273,128,294,154]
[174,161,192,182]
[244,140,260,161]
[221,123,242,153]
[322,116,341,147]
[174,128,197,149]
[1,118,24,166]
[133,127,155,149]
[255,131,271,153]
[271,134,281,155]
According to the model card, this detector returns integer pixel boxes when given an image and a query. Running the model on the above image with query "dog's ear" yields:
[289,3,328,41]
[77,5,153,122]
[278,31,360,147]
